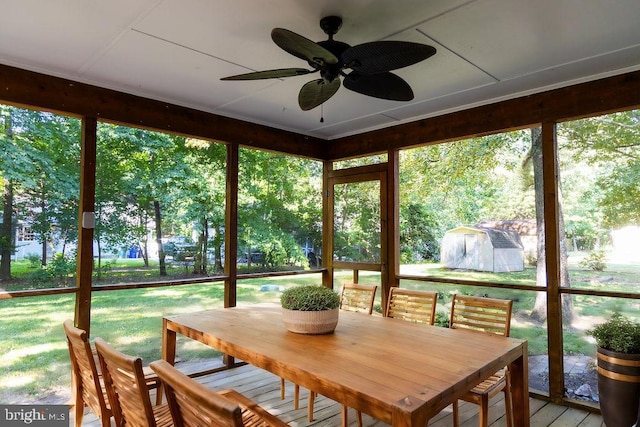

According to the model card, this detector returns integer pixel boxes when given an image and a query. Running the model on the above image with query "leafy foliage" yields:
[588,313,640,353]
[579,250,607,271]
[280,285,340,311]
[25,253,41,268]
[27,253,75,286]
[400,202,440,262]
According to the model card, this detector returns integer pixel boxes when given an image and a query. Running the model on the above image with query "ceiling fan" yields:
[221,16,436,111]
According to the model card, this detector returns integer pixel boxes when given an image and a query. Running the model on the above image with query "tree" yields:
[559,110,640,229]
[96,124,190,276]
[238,149,321,269]
[399,134,524,262]
[527,128,574,325]
[0,106,79,279]
[167,138,226,274]
[400,202,439,262]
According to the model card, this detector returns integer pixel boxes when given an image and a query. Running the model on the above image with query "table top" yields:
[164,305,527,426]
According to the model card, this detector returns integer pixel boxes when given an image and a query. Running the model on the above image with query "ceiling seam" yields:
[415,28,500,82]
[379,0,482,41]
[77,0,165,77]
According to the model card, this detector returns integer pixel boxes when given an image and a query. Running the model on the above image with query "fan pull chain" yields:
[320,104,324,123]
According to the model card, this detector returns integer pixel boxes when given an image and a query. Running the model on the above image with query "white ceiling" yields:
[1,0,639,139]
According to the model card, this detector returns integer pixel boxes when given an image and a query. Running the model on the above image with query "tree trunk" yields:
[1,112,15,281]
[1,178,13,281]
[195,217,208,274]
[530,128,575,325]
[154,200,166,276]
[40,185,47,266]
[95,238,102,279]
[137,210,148,267]
[214,225,223,271]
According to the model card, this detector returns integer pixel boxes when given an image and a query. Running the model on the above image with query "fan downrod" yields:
[320,16,342,38]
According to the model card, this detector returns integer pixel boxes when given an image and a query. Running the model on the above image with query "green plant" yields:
[580,250,607,271]
[46,253,76,286]
[588,313,640,353]
[280,285,340,311]
[434,310,449,328]
[25,253,41,268]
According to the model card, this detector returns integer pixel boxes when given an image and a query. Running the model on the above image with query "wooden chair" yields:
[150,359,288,427]
[339,283,378,314]
[63,320,113,427]
[449,294,514,427]
[94,337,173,427]
[385,288,438,324]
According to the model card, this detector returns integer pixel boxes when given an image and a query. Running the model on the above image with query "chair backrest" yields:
[94,337,157,427]
[150,359,244,427]
[385,288,438,324]
[63,320,111,422]
[449,294,513,337]
[340,283,378,314]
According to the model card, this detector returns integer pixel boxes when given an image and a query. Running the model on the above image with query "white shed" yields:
[441,226,524,272]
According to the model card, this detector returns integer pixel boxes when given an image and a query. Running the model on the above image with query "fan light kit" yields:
[221,16,436,111]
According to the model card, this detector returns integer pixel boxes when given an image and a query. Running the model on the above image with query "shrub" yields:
[28,267,52,285]
[280,285,340,311]
[25,253,41,268]
[588,313,640,353]
[434,311,450,328]
[579,250,607,271]
[46,253,76,286]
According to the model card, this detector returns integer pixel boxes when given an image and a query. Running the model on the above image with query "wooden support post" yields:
[541,121,565,403]
[74,116,97,335]
[322,160,334,288]
[224,143,238,308]
[384,149,400,312]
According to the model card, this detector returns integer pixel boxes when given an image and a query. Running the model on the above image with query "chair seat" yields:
[151,404,173,427]
[463,371,507,400]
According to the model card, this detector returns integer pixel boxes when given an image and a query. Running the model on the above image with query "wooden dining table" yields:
[162,305,529,427]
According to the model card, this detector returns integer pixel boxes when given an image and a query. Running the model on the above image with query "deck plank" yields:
[548,408,590,427]
[75,362,602,427]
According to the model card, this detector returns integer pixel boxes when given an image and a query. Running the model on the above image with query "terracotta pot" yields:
[596,347,640,427]
[281,307,339,335]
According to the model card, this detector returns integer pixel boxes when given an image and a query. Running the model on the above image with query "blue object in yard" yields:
[128,247,137,258]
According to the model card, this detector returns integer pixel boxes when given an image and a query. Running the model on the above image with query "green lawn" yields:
[1,257,639,404]
[0,273,323,404]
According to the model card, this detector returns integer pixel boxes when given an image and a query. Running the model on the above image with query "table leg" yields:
[509,342,530,427]
[162,318,177,365]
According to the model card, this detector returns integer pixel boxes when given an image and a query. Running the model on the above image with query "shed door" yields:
[464,233,478,268]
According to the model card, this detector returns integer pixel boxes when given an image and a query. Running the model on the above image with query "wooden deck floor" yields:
[78,362,603,427]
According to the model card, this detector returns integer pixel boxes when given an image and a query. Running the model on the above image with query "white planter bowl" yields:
[281,307,339,335]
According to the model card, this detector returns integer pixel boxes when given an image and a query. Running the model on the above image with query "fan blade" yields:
[272,28,338,67]
[342,41,436,74]
[221,68,314,80]
[343,72,414,101]
[298,78,340,111]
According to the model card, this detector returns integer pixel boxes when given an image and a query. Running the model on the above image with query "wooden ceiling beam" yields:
[0,64,326,160]
[328,70,640,160]
[2,63,639,161]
